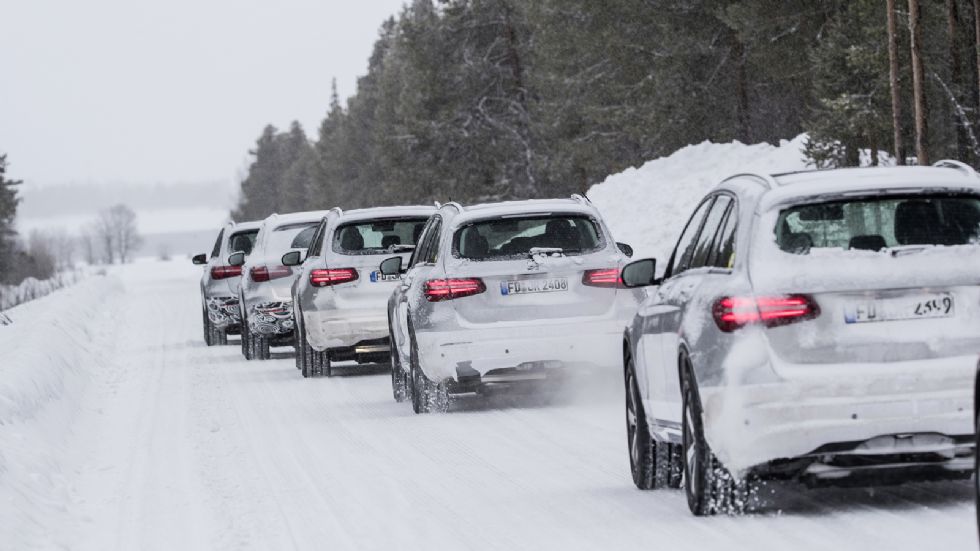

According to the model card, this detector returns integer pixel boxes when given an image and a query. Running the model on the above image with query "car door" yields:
[637,196,722,427]
[393,215,441,363]
[295,218,328,330]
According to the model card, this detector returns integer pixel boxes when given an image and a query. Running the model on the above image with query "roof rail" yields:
[441,201,464,213]
[433,201,441,208]
[328,206,343,217]
[933,159,978,177]
[720,172,779,190]
[570,193,592,205]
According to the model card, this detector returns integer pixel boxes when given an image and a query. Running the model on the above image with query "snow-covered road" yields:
[3,259,977,550]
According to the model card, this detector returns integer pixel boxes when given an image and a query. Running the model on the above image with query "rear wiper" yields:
[889,245,934,257]
[389,244,416,253]
[528,247,564,258]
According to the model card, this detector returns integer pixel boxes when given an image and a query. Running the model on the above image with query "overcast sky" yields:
[0,0,406,188]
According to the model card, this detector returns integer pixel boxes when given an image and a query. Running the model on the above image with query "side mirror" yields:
[621,258,658,288]
[616,242,634,258]
[281,250,302,266]
[192,253,208,265]
[228,252,246,267]
[379,256,404,276]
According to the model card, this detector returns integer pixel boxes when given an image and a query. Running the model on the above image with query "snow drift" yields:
[587,135,810,263]
[0,275,122,546]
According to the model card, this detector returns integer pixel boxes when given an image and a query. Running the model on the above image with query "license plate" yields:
[844,293,954,324]
[500,277,568,296]
[370,271,399,283]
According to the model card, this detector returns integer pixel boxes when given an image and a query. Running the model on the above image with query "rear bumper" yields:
[246,301,295,336]
[701,354,978,475]
[415,318,625,382]
[206,296,241,328]
[304,307,389,351]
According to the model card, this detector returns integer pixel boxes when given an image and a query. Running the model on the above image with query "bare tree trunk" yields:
[887,0,906,164]
[733,33,751,143]
[908,0,931,165]
[501,0,536,198]
[974,0,980,146]
[949,0,969,159]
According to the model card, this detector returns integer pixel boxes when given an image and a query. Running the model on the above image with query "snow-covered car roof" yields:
[229,219,263,232]
[262,210,332,229]
[334,205,436,224]
[450,197,599,225]
[754,164,980,211]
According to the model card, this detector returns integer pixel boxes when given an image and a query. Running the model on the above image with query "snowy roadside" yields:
[0,274,124,547]
[588,135,811,264]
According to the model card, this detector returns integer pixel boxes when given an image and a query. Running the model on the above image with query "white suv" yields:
[287,206,435,378]
[620,161,980,515]
[380,197,642,413]
[193,220,261,346]
[231,211,329,360]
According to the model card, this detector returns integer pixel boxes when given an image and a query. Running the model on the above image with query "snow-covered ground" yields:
[0,259,975,550]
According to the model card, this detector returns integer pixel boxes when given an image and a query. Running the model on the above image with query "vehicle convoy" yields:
[231,211,329,360]
[286,205,436,378]
[193,219,262,346]
[619,161,980,516]
[380,196,643,414]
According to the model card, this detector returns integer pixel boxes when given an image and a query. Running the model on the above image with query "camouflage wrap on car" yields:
[206,296,241,328]
[247,301,295,335]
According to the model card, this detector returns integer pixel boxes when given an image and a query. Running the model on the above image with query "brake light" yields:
[582,268,622,288]
[250,265,293,283]
[310,268,358,287]
[424,278,486,302]
[210,265,242,280]
[712,295,819,332]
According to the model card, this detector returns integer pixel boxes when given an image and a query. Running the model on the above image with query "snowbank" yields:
[588,135,810,264]
[0,270,86,311]
[0,275,122,545]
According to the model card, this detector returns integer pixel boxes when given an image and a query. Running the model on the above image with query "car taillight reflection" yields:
[310,268,358,287]
[424,278,486,302]
[582,268,622,288]
[210,265,242,280]
[712,295,820,332]
[250,265,293,283]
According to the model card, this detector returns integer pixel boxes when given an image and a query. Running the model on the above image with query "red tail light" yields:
[424,278,486,302]
[210,265,242,280]
[250,265,293,283]
[310,268,358,287]
[712,295,820,332]
[582,268,622,288]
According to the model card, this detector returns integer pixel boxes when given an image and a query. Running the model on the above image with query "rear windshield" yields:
[332,218,429,255]
[267,222,318,253]
[775,194,980,254]
[228,229,258,255]
[454,214,603,260]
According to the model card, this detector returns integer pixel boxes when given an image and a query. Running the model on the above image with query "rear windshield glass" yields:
[775,194,980,254]
[228,230,258,255]
[332,218,429,255]
[454,215,603,260]
[268,222,318,253]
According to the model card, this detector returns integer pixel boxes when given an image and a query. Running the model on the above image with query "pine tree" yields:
[0,154,21,284]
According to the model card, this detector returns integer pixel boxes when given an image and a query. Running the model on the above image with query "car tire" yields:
[625,356,657,490]
[211,323,228,346]
[409,328,448,414]
[203,306,215,346]
[242,318,254,360]
[389,315,408,403]
[253,334,271,361]
[681,353,749,516]
[294,320,304,370]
